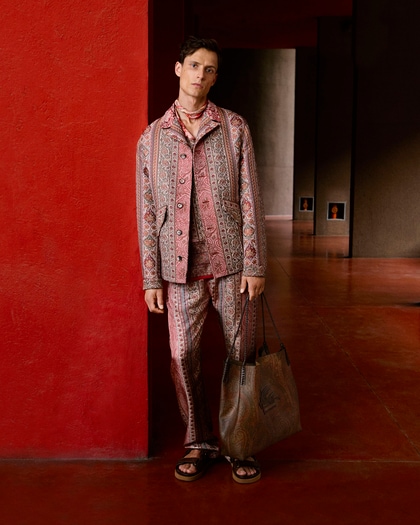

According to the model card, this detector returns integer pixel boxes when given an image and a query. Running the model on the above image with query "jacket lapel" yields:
[161,105,188,144]
[196,101,221,141]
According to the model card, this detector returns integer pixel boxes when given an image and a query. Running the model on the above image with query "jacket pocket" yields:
[222,200,242,226]
[156,206,167,233]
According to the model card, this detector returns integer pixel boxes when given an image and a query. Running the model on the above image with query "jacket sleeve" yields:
[136,127,163,290]
[239,119,267,277]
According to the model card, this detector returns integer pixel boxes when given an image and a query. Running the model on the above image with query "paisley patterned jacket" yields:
[136,101,267,290]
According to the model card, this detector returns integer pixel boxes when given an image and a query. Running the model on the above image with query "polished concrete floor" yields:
[1,219,420,524]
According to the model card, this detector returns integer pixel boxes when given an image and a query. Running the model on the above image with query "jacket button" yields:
[179,179,185,184]
[177,255,183,261]
[176,230,182,235]
[180,154,187,159]
[177,203,183,209]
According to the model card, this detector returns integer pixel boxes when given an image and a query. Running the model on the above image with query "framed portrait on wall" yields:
[327,202,346,220]
[299,197,314,212]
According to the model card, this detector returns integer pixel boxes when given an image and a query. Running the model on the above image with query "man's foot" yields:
[229,456,261,484]
[174,449,214,482]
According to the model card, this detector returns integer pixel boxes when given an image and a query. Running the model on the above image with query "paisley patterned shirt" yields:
[136,100,266,289]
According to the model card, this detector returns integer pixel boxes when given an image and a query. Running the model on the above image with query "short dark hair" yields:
[179,36,222,69]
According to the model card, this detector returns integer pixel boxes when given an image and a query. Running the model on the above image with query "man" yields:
[136,36,266,484]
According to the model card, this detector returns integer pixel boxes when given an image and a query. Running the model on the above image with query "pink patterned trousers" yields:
[167,273,257,451]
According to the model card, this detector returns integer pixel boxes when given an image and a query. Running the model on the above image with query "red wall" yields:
[0,0,149,458]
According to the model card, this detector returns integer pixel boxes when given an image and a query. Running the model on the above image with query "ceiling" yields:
[189,0,352,48]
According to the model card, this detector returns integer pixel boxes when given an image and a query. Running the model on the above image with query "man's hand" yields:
[240,276,265,301]
[144,288,165,314]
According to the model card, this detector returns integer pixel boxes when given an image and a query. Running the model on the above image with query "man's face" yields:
[175,48,218,100]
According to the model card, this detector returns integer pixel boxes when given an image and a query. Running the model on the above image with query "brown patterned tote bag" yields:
[219,293,301,460]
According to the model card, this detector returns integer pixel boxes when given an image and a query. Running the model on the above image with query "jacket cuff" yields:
[143,279,163,290]
[242,265,266,277]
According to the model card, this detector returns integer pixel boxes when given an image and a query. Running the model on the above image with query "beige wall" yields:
[213,49,296,216]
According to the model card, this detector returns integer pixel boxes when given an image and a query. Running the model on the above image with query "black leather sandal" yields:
[230,457,261,484]
[174,450,214,482]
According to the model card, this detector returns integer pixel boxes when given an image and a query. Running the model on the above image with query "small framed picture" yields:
[299,197,314,212]
[327,202,346,220]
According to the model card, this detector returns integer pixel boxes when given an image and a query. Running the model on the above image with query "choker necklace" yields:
[175,99,207,120]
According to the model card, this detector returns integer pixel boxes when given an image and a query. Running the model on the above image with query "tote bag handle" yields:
[259,293,290,365]
[222,293,290,385]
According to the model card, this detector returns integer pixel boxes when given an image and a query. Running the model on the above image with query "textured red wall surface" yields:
[0,0,149,458]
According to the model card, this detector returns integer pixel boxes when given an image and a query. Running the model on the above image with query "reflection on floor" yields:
[1,219,420,525]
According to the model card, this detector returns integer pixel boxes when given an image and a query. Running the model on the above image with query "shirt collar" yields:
[161,100,221,129]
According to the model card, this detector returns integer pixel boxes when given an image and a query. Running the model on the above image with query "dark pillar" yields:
[293,48,317,221]
[314,17,353,235]
[147,0,187,454]
[350,1,420,256]
[148,0,186,122]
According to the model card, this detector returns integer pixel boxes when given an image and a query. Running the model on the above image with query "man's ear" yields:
[175,61,182,78]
